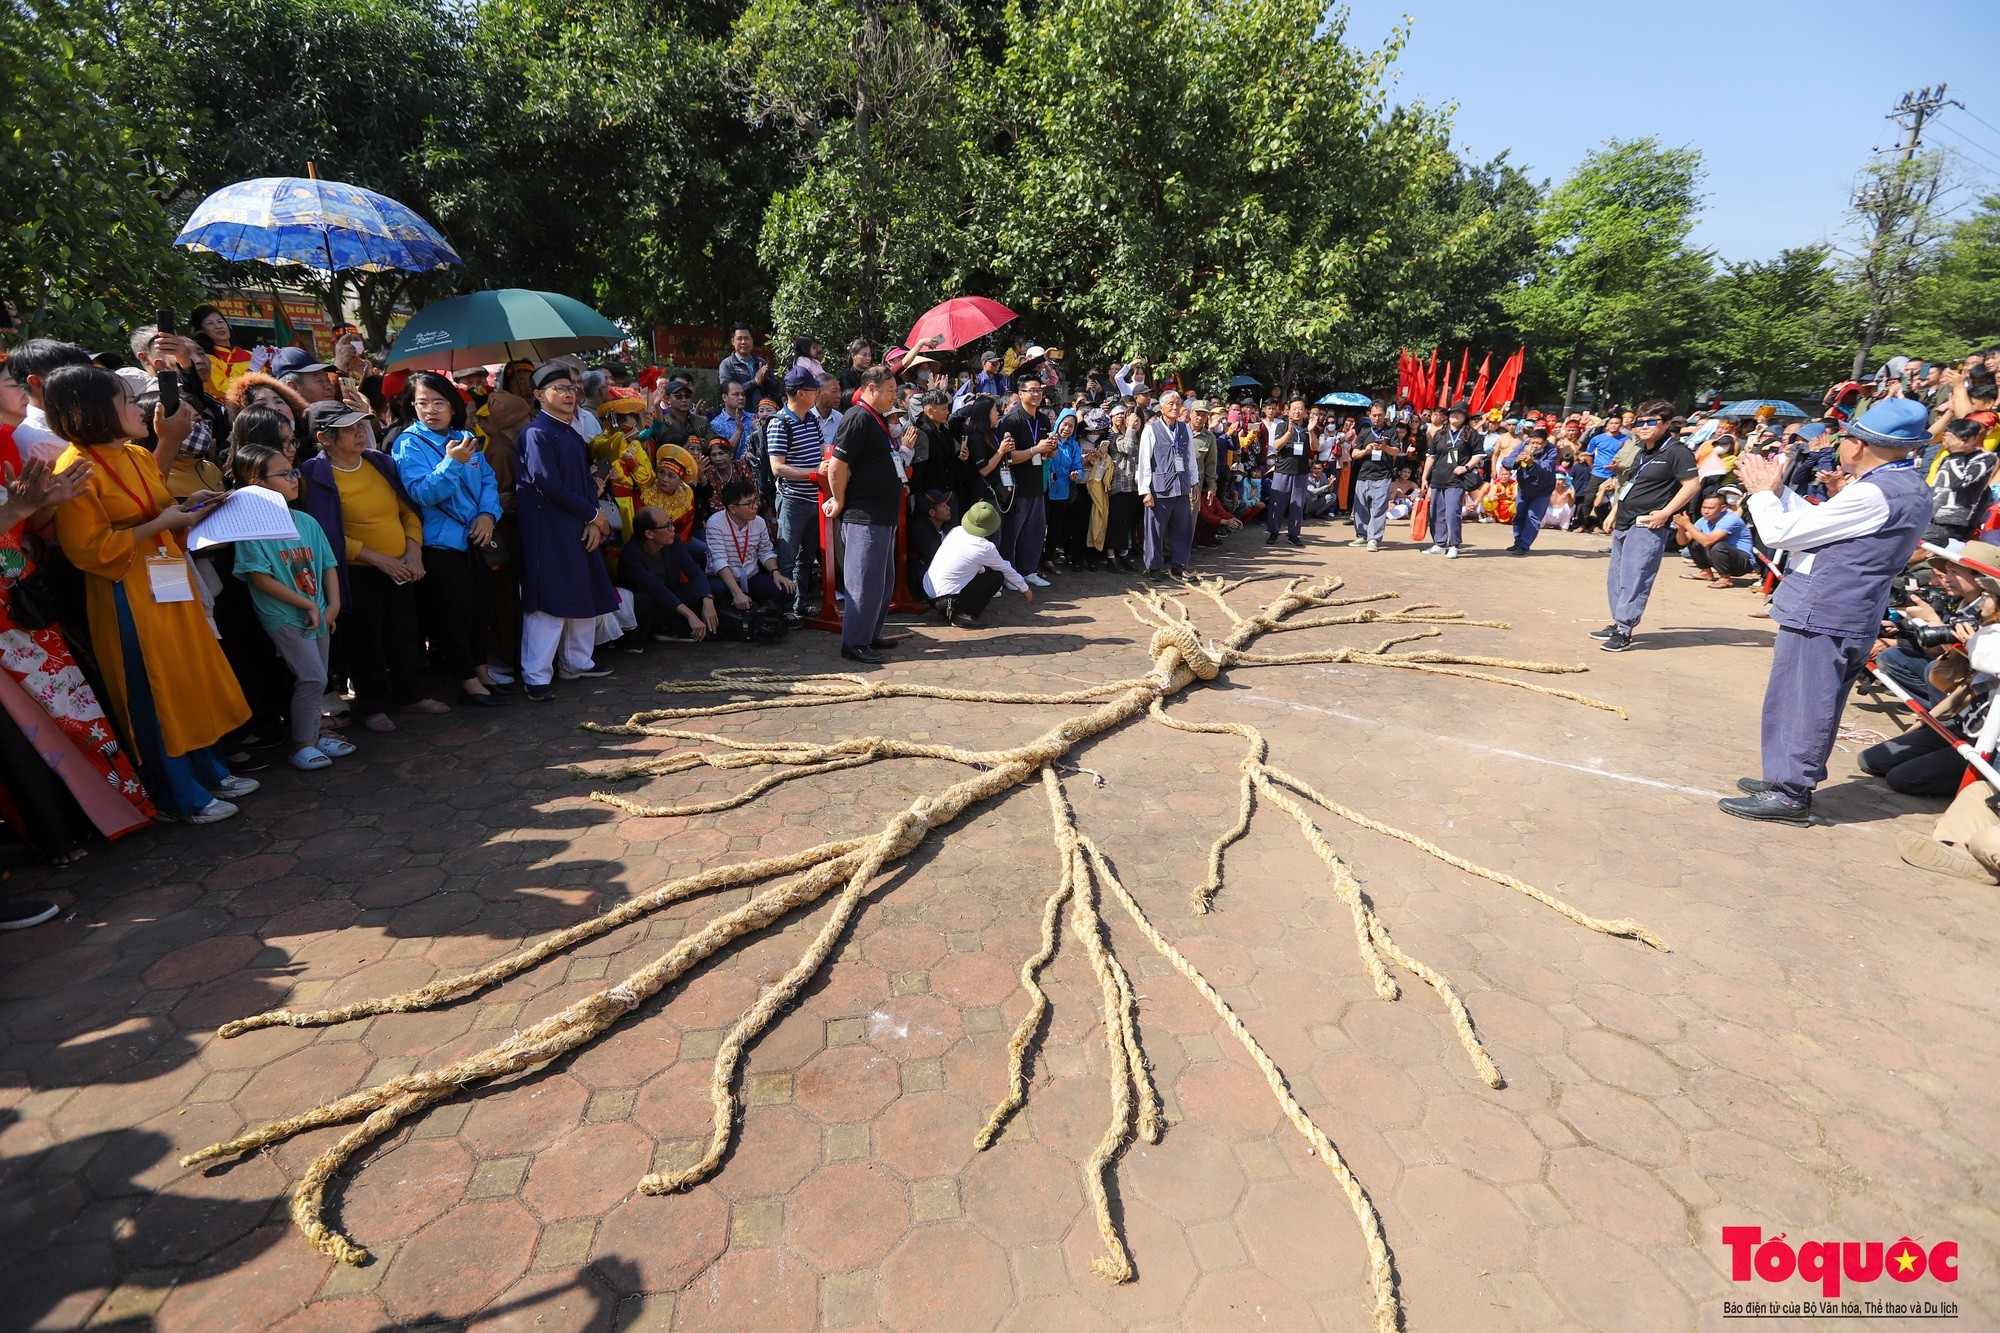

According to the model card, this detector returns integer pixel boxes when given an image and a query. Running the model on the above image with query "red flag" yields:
[1488,347,1525,413]
[1423,348,1439,411]
[1396,348,1413,407]
[1467,353,1493,413]
[1438,356,1455,412]
[1455,349,1470,407]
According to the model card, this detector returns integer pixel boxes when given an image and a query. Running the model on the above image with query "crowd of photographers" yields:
[3,315,1999,923]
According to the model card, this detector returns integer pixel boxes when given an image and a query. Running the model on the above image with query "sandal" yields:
[361,713,397,733]
[316,734,357,758]
[396,699,451,715]
[288,746,332,771]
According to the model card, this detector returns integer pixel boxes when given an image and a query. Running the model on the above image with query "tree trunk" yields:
[1852,303,1883,380]
[1562,340,1583,416]
[853,64,879,344]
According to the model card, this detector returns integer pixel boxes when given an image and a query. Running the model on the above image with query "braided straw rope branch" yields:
[183,572,1661,1333]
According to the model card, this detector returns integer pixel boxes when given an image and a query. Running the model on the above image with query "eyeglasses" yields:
[264,468,302,482]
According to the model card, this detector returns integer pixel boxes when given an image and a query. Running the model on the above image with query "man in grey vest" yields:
[1138,389,1198,581]
[1721,398,1937,826]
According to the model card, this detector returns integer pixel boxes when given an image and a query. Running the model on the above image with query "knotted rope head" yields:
[1149,622,1221,681]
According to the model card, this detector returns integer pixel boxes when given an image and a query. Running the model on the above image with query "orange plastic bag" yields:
[1410,491,1430,544]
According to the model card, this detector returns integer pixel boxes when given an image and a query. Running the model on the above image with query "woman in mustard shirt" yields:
[47,365,257,824]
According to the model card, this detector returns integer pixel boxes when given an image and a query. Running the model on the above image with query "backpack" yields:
[715,602,790,643]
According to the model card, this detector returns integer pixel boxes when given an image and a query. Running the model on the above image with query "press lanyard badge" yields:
[892,450,908,482]
[1292,439,1305,456]
[998,465,1014,489]
[1370,450,1382,461]
[148,554,195,603]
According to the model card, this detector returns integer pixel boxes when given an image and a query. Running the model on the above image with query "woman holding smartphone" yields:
[47,365,256,824]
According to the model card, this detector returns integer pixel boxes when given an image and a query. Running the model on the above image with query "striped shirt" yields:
[766,408,825,501]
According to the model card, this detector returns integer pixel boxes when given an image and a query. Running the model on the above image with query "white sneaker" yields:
[187,798,238,825]
[1422,544,1445,555]
[213,775,260,799]
[1446,546,1460,559]
[1347,538,1368,547]
[1025,573,1050,588]
[1366,540,1380,552]
[321,692,350,716]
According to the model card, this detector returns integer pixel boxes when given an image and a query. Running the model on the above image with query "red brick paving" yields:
[2,526,1997,1329]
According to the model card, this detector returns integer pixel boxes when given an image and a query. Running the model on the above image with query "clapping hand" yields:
[1734,452,1784,496]
[4,454,93,511]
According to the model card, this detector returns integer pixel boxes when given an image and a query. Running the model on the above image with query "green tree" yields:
[428,0,784,336]
[1894,194,2000,359]
[732,0,967,346]
[1843,148,1949,376]
[1505,138,1712,411]
[1697,246,1854,398]
[1,0,199,345]
[974,0,1455,389]
[103,0,473,345]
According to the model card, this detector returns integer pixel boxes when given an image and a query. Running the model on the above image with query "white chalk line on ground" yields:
[1229,692,1732,801]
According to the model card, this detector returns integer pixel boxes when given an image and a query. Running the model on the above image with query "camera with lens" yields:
[1888,605,1977,652]
[1890,569,1956,617]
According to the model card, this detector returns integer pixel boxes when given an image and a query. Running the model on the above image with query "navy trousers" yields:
[1761,624,1874,802]
[1512,490,1552,552]
[1265,472,1305,539]
[1144,493,1194,572]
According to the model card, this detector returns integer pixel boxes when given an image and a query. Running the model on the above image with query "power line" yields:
[1952,102,2000,143]
[1933,121,2000,172]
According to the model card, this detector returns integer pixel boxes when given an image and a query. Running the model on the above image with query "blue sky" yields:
[1335,0,2000,264]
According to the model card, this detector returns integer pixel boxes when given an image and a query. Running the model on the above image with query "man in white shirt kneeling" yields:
[924,501,1033,629]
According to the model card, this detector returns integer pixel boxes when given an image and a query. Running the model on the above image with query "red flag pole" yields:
[1456,348,1471,405]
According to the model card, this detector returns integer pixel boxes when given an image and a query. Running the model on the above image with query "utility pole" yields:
[1850,85,1949,377]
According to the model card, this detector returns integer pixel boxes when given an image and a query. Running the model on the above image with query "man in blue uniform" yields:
[1721,399,1937,825]
[1500,424,1560,555]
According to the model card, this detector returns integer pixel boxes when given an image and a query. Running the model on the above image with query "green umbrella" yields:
[383,288,625,370]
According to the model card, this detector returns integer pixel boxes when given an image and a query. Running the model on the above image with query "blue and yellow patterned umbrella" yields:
[174,176,460,273]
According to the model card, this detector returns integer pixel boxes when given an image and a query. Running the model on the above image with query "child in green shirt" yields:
[230,443,357,772]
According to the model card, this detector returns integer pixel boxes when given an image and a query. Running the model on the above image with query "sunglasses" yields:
[1632,417,1662,427]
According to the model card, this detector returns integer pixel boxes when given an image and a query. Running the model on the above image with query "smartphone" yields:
[155,308,180,416]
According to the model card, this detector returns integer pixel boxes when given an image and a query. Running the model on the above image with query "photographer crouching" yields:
[1720,399,1936,826]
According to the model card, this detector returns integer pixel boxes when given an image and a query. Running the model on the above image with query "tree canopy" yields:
[9,0,1986,407]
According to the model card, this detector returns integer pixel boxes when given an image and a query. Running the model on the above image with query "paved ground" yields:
[2,521,1995,1332]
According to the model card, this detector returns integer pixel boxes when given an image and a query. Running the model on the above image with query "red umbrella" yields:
[905,296,1017,353]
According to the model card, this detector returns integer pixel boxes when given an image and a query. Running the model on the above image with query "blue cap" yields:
[1796,423,1828,440]
[783,365,820,392]
[269,346,331,378]
[1845,398,1930,449]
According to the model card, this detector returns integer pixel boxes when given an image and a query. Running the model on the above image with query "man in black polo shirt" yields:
[1264,395,1309,547]
[997,377,1055,583]
[1349,400,1402,551]
[1596,399,1700,652]
[826,366,905,664]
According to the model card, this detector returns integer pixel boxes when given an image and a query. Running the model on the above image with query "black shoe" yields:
[950,614,985,629]
[786,613,808,630]
[868,638,901,651]
[484,678,520,695]
[0,899,60,931]
[1265,533,1278,545]
[1718,791,1813,827]
[457,688,509,708]
[1146,569,1168,583]
[840,645,884,665]
[1287,536,1305,547]
[1736,777,1776,795]
[557,664,614,680]
[1588,625,1617,641]
[1599,630,1634,652]
[525,683,556,702]
[1508,547,1530,556]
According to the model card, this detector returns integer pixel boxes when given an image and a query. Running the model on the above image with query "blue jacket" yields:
[390,424,501,551]
[1046,413,1084,501]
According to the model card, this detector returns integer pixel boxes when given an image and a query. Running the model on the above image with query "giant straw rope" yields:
[182,572,1663,1332]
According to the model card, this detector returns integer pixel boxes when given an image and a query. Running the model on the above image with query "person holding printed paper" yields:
[47,365,256,825]
[228,442,357,773]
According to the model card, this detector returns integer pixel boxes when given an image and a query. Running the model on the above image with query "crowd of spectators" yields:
[3,312,1999,924]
